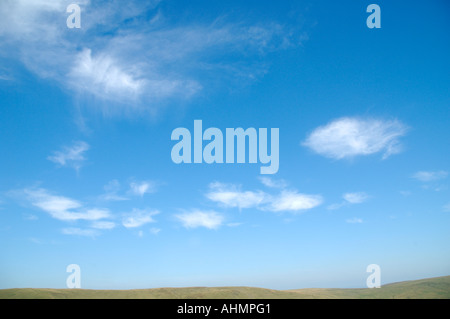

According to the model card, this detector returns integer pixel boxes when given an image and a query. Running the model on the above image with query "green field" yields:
[1,276,449,299]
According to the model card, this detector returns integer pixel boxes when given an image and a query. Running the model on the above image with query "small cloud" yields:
[302,117,408,160]
[23,213,38,221]
[265,190,323,213]
[343,192,369,204]
[0,70,12,81]
[129,181,157,197]
[400,191,411,197]
[122,208,159,228]
[346,218,363,224]
[90,221,116,230]
[411,171,448,182]
[327,192,369,210]
[206,181,322,213]
[258,177,288,189]
[443,203,450,213]
[68,48,146,101]
[175,210,224,230]
[206,182,266,210]
[22,188,110,222]
[61,228,99,237]
[327,202,345,210]
[48,141,89,171]
[150,227,161,235]
[226,222,243,227]
[29,237,43,244]
[100,180,129,201]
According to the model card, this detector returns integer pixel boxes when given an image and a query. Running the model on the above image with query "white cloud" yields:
[346,218,363,224]
[227,222,243,227]
[150,227,161,235]
[23,213,39,221]
[343,192,369,204]
[258,177,288,189]
[68,48,147,101]
[48,141,89,171]
[0,67,12,81]
[411,171,448,182]
[302,117,408,160]
[0,0,76,39]
[265,191,323,213]
[0,0,306,115]
[100,180,129,201]
[122,208,159,228]
[327,192,369,210]
[327,202,345,210]
[90,221,116,230]
[443,203,450,213]
[129,181,157,197]
[206,182,322,213]
[62,227,99,237]
[206,182,266,210]
[23,188,110,222]
[175,210,224,230]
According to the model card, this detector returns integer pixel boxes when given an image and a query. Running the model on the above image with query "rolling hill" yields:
[1,276,449,299]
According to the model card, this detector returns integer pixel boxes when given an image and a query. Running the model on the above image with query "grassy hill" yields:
[1,276,449,299]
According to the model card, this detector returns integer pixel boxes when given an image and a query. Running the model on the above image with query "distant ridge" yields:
[1,276,449,299]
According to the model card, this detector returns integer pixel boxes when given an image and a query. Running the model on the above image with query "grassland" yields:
[1,276,449,299]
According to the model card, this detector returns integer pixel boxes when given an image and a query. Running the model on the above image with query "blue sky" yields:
[0,0,449,290]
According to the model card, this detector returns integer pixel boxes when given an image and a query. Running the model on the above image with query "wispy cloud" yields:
[346,218,363,224]
[206,182,266,210]
[68,48,147,101]
[0,67,12,81]
[442,203,450,213]
[122,208,159,228]
[343,192,369,204]
[23,188,110,222]
[0,0,307,115]
[90,221,116,230]
[149,227,161,235]
[61,227,100,237]
[129,181,157,197]
[100,180,129,201]
[328,192,369,210]
[23,213,39,221]
[47,141,89,171]
[302,117,408,160]
[175,210,224,230]
[206,182,322,213]
[411,171,448,182]
[265,190,323,213]
[258,176,288,189]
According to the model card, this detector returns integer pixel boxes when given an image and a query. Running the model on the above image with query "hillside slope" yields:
[1,276,449,299]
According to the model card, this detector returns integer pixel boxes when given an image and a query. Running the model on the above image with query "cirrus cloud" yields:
[22,188,110,222]
[411,171,448,182]
[175,210,224,230]
[343,192,369,204]
[122,208,159,228]
[47,141,90,171]
[206,182,322,213]
[0,0,308,115]
[302,117,408,160]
